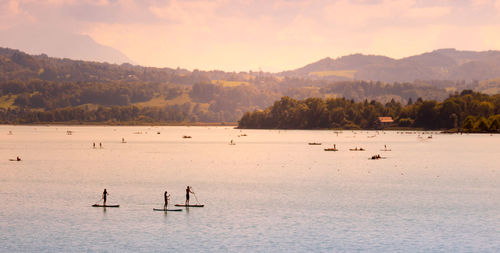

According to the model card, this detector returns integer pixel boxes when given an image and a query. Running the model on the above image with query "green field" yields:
[477,78,500,94]
[134,93,193,108]
[308,70,357,79]
[0,95,17,109]
[211,80,249,87]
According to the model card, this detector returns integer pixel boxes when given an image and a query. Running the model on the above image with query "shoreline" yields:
[0,122,238,127]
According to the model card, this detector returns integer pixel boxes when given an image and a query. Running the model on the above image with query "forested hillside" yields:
[238,91,500,132]
[282,48,500,83]
[1,47,499,124]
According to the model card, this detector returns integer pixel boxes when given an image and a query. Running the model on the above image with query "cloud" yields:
[1,0,500,71]
[0,0,36,28]
[322,0,452,31]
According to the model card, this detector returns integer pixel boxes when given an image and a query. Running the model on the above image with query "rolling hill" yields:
[281,48,500,82]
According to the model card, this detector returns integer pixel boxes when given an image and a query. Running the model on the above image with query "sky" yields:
[1,0,500,71]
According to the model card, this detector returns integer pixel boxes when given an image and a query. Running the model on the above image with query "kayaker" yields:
[185,186,194,206]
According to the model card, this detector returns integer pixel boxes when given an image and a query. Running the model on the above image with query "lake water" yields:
[0,126,499,252]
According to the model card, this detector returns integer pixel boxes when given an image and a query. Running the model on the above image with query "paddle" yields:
[193,192,201,205]
[94,197,103,205]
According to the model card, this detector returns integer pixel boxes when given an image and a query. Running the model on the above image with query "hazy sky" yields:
[1,0,500,71]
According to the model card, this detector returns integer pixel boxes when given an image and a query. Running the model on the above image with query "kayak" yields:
[92,204,120,208]
[153,208,182,212]
[174,204,204,207]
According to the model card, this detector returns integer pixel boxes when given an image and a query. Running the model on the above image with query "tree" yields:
[462,116,476,132]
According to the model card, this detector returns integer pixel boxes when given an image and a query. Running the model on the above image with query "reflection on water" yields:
[0,126,499,252]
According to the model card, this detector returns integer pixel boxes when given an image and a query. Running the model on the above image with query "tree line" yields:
[0,104,237,124]
[238,90,500,132]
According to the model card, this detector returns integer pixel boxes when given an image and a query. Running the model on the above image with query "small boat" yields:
[324,148,338,151]
[240,133,247,136]
[182,135,192,139]
[66,130,73,135]
[369,154,386,160]
[380,145,391,151]
[92,204,120,208]
[308,142,322,145]
[174,204,204,207]
[9,156,21,161]
[324,144,338,151]
[153,208,182,212]
[349,147,365,151]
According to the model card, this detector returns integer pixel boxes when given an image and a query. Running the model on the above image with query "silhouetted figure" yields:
[99,142,102,149]
[16,156,21,161]
[93,142,96,149]
[164,191,170,209]
[102,189,108,205]
[185,186,194,206]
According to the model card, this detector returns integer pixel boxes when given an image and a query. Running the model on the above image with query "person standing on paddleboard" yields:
[185,186,194,206]
[164,191,170,209]
[102,189,108,205]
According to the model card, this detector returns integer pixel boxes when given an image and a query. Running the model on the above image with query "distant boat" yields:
[380,145,391,151]
[183,135,192,139]
[349,147,365,151]
[369,154,385,160]
[308,142,322,145]
[324,148,338,151]
[8,131,13,135]
[240,133,247,136]
[325,144,338,151]
[66,130,73,135]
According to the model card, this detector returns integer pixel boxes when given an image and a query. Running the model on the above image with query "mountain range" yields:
[0,28,131,65]
[281,48,500,82]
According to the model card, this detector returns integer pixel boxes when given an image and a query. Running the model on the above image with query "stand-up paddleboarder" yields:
[185,186,194,206]
[102,189,108,205]
[164,191,170,209]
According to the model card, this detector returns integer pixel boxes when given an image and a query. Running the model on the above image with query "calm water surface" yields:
[0,126,499,252]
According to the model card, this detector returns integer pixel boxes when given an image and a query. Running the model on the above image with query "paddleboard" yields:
[92,204,120,208]
[174,204,204,207]
[153,208,182,212]
[8,159,21,161]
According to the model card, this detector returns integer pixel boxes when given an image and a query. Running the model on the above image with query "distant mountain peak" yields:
[0,27,132,65]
